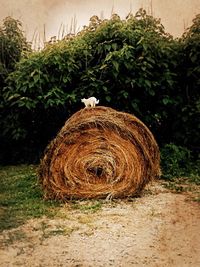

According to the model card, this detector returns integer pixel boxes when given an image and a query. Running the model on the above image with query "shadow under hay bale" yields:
[39,106,160,200]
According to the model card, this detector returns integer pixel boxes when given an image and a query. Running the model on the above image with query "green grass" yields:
[71,200,103,213]
[161,175,200,202]
[0,165,60,232]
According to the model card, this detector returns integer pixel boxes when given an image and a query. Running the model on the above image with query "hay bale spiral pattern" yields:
[39,106,160,199]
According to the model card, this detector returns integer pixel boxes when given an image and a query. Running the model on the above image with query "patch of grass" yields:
[162,176,200,201]
[77,214,94,224]
[149,207,161,218]
[71,200,103,213]
[193,194,200,203]
[0,165,61,232]
[2,229,27,246]
[163,182,185,193]
[43,226,79,239]
[34,221,80,240]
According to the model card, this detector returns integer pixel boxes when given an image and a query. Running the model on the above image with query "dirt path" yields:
[0,182,200,267]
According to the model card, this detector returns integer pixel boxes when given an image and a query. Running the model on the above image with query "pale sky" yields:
[0,0,200,45]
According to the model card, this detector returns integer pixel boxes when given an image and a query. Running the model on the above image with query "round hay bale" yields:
[39,106,160,200]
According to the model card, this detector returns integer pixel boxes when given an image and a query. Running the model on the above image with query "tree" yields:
[0,17,31,164]
[0,16,31,86]
[175,14,200,151]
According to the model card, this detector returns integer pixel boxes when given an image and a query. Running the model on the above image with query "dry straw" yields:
[39,106,160,200]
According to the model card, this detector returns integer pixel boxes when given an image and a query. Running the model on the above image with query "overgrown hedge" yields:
[0,9,199,164]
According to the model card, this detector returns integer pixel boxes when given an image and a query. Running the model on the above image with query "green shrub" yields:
[0,17,31,163]
[0,16,31,85]
[160,143,199,179]
[174,14,200,149]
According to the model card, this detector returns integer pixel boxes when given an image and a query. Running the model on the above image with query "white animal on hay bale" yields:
[81,97,99,108]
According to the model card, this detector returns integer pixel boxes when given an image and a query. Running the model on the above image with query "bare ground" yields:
[0,182,200,267]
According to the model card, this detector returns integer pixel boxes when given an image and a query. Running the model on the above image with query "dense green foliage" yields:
[0,10,199,166]
[0,16,31,86]
[0,17,31,163]
[160,143,200,179]
[175,14,200,150]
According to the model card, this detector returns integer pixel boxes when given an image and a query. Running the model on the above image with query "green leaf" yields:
[63,76,70,83]
[30,70,36,77]
[105,53,113,62]
[100,64,107,70]
[8,93,21,101]
[102,86,108,92]
[106,96,111,102]
[113,61,119,72]
[33,75,40,83]
[137,37,144,45]
[131,102,140,113]
[162,98,169,105]
[149,90,155,96]
[112,43,117,50]
[105,44,111,51]
[144,79,151,88]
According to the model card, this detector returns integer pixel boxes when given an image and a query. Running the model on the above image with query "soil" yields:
[0,181,200,267]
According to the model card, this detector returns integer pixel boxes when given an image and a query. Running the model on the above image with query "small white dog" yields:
[81,97,99,108]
